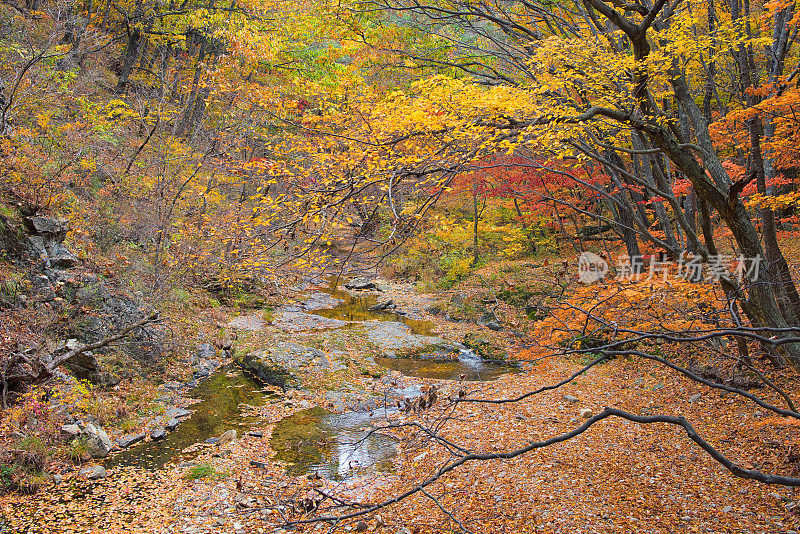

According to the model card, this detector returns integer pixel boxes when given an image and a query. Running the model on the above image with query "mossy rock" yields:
[235,353,296,389]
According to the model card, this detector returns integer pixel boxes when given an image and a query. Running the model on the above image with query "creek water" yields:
[108,367,269,470]
[375,350,510,381]
[311,280,438,336]
[112,279,511,473]
[270,406,399,480]
[107,369,399,479]
[311,279,514,381]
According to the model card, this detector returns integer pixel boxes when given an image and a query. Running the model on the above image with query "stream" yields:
[111,278,512,475]
[311,280,438,336]
[270,406,399,480]
[374,350,509,381]
[108,367,269,470]
[311,278,513,381]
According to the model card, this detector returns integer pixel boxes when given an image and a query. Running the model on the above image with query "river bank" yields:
[3,276,797,534]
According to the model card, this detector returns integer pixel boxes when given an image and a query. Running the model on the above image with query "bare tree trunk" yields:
[472,186,480,266]
[685,190,698,254]
[175,37,209,137]
[733,0,800,325]
[115,1,143,94]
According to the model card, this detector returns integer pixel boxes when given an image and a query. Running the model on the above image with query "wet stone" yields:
[116,432,146,448]
[300,292,343,311]
[344,277,380,291]
[166,407,194,419]
[272,311,348,332]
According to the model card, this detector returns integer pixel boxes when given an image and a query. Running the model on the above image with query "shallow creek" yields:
[311,279,438,335]
[312,278,512,380]
[108,367,269,470]
[270,406,399,480]
[112,279,512,475]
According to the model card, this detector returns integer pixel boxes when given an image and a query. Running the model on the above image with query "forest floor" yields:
[3,273,800,534]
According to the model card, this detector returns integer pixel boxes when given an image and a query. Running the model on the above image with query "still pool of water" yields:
[108,368,270,469]
[309,277,517,381]
[375,355,510,381]
[311,278,438,336]
[271,406,399,480]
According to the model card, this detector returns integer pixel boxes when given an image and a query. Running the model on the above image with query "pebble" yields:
[579,408,594,418]
[722,505,733,513]
[563,395,579,403]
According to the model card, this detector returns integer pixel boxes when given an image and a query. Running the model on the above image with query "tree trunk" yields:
[472,188,480,265]
[116,26,142,93]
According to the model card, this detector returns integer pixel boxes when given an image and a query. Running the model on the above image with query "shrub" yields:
[184,463,228,480]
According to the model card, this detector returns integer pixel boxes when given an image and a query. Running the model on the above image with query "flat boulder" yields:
[218,429,237,447]
[61,424,81,438]
[82,423,114,458]
[368,298,396,312]
[116,432,146,448]
[366,322,456,358]
[165,407,193,419]
[228,313,265,331]
[272,311,347,332]
[262,343,338,372]
[165,418,180,431]
[300,292,343,311]
[79,465,107,480]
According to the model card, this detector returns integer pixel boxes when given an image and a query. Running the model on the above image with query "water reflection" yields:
[108,368,269,469]
[312,279,437,336]
[375,350,510,381]
[271,407,399,479]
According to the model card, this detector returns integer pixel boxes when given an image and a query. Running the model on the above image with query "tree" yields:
[230,0,800,527]
[265,0,800,363]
